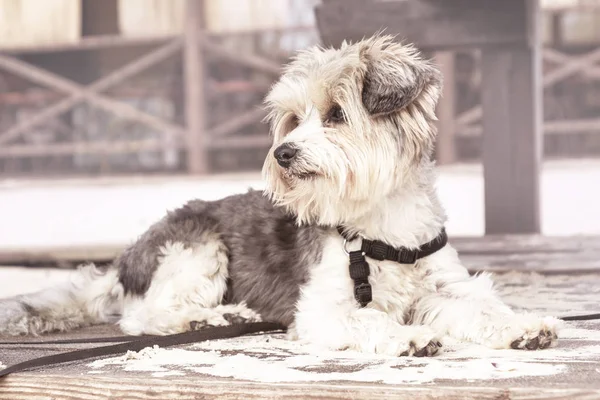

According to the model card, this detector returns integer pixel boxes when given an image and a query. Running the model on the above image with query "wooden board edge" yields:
[1,374,600,400]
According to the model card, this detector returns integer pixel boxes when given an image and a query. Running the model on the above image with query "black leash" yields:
[1,313,597,379]
[0,334,152,345]
[560,313,600,321]
[0,322,286,378]
[0,314,598,378]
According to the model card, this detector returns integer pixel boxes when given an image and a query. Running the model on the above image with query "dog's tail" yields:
[0,263,124,336]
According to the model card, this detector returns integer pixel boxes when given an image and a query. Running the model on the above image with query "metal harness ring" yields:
[343,238,365,256]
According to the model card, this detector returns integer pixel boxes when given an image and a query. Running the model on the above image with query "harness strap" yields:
[348,250,372,307]
[0,322,286,378]
[338,227,448,308]
[361,228,448,264]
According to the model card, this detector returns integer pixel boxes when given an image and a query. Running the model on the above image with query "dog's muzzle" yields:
[273,143,298,168]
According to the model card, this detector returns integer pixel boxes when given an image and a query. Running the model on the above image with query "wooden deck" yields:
[1,235,600,399]
[2,233,599,273]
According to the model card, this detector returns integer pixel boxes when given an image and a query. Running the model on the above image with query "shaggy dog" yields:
[0,35,560,356]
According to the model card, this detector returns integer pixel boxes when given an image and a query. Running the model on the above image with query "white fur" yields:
[119,239,261,335]
[263,35,562,354]
[0,264,122,335]
[412,245,562,349]
[290,167,562,353]
[294,225,562,355]
[294,234,441,356]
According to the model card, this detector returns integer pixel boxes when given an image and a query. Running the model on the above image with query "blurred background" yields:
[0,0,321,177]
[0,0,599,267]
[0,0,598,176]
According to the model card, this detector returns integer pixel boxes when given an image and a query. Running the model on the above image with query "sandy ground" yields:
[1,159,600,253]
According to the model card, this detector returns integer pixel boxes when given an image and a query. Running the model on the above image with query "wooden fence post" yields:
[481,0,542,234]
[434,51,457,165]
[184,0,208,174]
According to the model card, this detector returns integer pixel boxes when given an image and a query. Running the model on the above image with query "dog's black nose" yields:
[273,144,298,168]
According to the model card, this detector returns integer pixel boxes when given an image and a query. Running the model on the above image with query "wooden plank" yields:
[454,234,600,274]
[543,48,600,80]
[0,246,121,267]
[184,0,208,174]
[2,235,600,274]
[207,108,267,137]
[0,27,314,56]
[202,38,281,76]
[208,134,272,150]
[481,1,542,234]
[0,34,174,55]
[316,0,529,51]
[544,118,600,134]
[458,118,600,137]
[434,51,457,164]
[2,374,597,400]
[544,47,600,86]
[0,139,171,158]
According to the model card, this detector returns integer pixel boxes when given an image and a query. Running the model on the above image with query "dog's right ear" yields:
[360,37,441,117]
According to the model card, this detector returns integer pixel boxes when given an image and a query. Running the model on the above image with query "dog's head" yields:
[262,35,442,226]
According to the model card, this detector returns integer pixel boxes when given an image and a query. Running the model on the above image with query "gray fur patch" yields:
[116,189,326,326]
[361,55,440,117]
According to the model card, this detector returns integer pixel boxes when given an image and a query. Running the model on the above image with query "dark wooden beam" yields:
[316,0,529,51]
[481,0,542,234]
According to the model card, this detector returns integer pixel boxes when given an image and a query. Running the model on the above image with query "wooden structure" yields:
[456,1,600,143]
[0,0,315,175]
[316,0,545,235]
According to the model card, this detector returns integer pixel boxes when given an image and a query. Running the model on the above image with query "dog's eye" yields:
[326,104,346,124]
[285,114,299,134]
[290,114,300,129]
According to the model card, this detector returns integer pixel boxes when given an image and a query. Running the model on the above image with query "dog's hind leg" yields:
[189,303,262,330]
[0,264,123,336]
[118,238,261,335]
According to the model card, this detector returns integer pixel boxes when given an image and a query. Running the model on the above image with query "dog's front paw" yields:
[222,311,261,325]
[508,314,560,350]
[189,315,229,331]
[489,313,561,350]
[510,327,557,350]
[374,325,443,357]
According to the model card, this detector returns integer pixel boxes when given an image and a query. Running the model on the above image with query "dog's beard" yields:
[262,138,401,227]
[262,146,345,226]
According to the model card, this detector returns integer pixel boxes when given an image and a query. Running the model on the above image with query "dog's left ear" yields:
[360,40,441,117]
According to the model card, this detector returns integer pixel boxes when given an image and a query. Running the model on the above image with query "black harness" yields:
[338,227,449,307]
